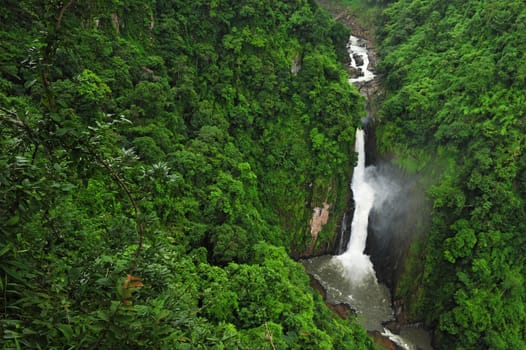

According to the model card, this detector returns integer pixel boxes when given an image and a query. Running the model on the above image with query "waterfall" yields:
[336,128,376,284]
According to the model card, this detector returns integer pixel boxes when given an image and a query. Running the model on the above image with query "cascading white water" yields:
[348,35,375,83]
[336,128,376,284]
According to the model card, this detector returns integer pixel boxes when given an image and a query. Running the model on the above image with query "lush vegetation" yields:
[0,0,377,348]
[376,0,526,348]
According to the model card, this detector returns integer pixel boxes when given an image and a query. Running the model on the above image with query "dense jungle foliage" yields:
[376,0,526,348]
[0,0,376,348]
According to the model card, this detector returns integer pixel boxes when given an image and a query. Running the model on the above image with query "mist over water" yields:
[368,166,401,213]
[365,160,428,289]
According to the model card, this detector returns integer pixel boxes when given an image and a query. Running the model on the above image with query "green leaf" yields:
[5,215,19,226]
[2,265,25,283]
[24,79,37,89]
[0,243,12,257]
[58,324,73,342]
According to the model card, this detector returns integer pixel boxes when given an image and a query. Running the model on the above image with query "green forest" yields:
[375,0,526,349]
[2,0,526,349]
[0,0,375,349]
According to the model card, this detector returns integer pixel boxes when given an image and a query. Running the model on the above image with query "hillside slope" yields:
[0,1,374,348]
[376,0,526,348]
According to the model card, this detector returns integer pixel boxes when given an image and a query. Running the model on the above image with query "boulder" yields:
[353,53,365,67]
[347,66,363,79]
[368,331,401,350]
[309,275,354,319]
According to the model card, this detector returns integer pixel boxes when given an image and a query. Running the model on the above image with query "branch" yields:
[40,0,76,113]
[56,0,76,31]
[0,107,26,128]
[1,116,26,129]
[41,65,56,112]
[264,322,277,350]
[0,108,51,160]
[89,301,121,350]
[10,105,148,272]
[97,156,144,272]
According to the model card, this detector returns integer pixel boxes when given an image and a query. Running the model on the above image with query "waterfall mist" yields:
[365,161,429,289]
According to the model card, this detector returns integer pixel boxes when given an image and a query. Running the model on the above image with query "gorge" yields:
[308,2,526,348]
[304,33,432,350]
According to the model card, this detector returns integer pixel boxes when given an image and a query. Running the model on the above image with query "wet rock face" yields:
[363,161,429,291]
[308,275,354,319]
[363,119,377,167]
[348,65,363,80]
[368,331,403,350]
[366,206,405,290]
[333,200,354,255]
[353,53,365,67]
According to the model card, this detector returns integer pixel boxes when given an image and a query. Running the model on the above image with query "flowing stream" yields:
[347,35,375,83]
[303,36,432,350]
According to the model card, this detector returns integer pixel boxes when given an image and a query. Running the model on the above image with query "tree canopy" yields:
[376,0,526,348]
[0,1,374,348]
